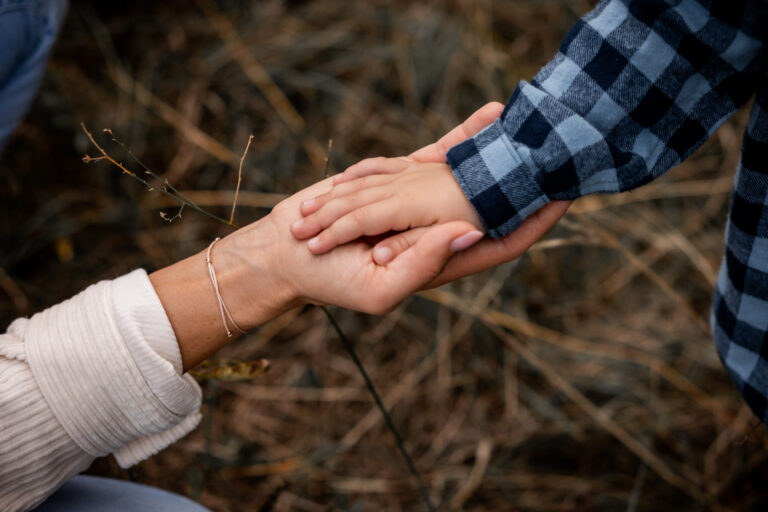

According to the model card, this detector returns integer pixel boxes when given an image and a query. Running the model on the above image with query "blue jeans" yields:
[35,476,211,512]
[0,0,67,150]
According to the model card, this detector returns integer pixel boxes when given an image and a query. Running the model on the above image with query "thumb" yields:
[383,222,483,292]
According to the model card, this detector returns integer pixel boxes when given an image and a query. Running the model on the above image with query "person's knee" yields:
[0,0,68,150]
[35,475,211,512]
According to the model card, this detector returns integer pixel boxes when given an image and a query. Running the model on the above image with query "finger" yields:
[426,200,571,287]
[373,226,483,265]
[381,221,480,299]
[292,187,390,240]
[300,173,394,216]
[273,175,334,215]
[306,199,411,255]
[371,228,429,265]
[409,102,505,163]
[333,156,411,185]
[460,101,506,139]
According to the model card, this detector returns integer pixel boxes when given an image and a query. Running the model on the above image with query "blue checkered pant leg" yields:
[447,0,768,422]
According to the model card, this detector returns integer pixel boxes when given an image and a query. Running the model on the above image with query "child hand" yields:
[289,157,485,262]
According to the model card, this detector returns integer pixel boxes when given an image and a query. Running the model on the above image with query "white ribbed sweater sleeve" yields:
[0,269,202,512]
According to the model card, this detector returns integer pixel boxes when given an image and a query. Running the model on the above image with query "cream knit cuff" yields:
[25,269,202,467]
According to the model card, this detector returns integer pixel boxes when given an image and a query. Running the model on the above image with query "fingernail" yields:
[450,230,484,252]
[307,237,321,250]
[373,245,393,265]
[291,219,304,230]
[301,198,315,210]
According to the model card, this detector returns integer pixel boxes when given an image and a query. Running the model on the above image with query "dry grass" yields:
[1,1,767,511]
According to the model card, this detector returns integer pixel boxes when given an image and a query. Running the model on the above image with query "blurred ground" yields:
[1,1,767,511]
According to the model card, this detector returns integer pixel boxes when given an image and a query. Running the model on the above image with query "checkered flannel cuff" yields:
[447,119,550,239]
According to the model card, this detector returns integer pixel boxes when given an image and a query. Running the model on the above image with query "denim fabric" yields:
[447,0,768,424]
[34,476,211,512]
[0,0,67,150]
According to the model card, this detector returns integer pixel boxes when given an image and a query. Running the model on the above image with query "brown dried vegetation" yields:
[1,1,767,511]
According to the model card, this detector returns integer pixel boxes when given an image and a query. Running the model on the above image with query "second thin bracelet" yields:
[206,237,247,338]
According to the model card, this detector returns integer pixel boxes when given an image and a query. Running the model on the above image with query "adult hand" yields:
[153,103,569,370]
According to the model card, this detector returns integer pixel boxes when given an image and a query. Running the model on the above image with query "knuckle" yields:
[499,235,522,259]
[392,235,412,254]
[350,208,368,228]
[350,177,369,191]
[316,230,335,248]
[314,204,340,229]
[359,174,381,187]
[336,177,370,195]
[327,218,353,242]
[314,191,333,206]
[303,215,322,232]
[272,201,288,217]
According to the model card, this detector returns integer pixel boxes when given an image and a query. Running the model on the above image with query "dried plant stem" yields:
[449,439,493,509]
[80,123,238,229]
[323,139,333,178]
[143,190,285,211]
[105,129,204,215]
[231,385,369,402]
[230,135,254,225]
[322,307,437,512]
[569,176,733,214]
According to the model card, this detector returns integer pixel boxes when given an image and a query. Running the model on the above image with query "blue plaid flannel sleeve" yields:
[447,0,766,239]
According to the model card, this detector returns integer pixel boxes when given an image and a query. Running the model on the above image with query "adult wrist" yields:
[212,224,300,331]
[149,216,300,371]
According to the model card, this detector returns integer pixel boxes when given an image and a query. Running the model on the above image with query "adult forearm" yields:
[150,218,298,372]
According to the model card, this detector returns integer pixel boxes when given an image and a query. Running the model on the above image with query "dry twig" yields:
[81,124,239,228]
[230,134,254,225]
